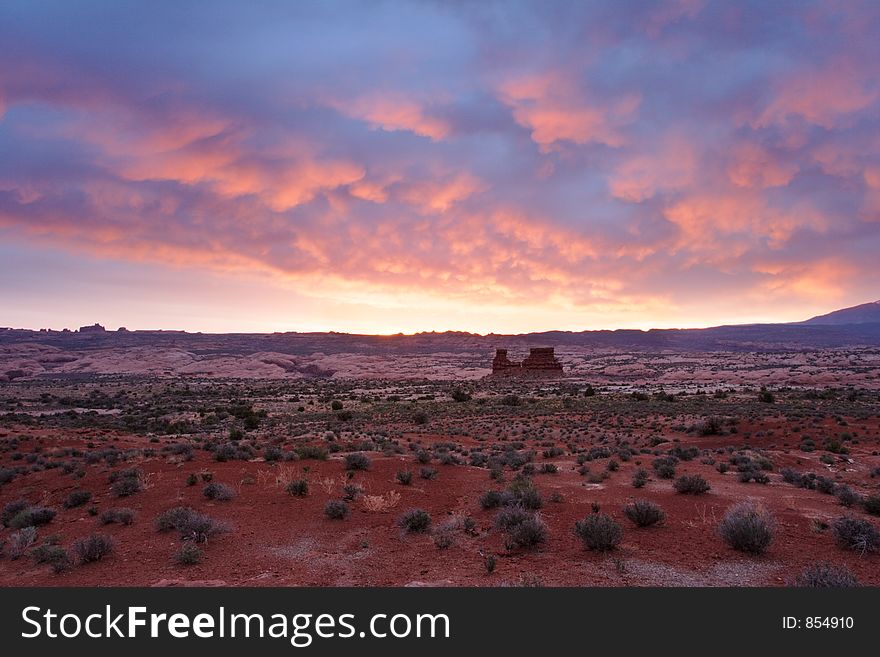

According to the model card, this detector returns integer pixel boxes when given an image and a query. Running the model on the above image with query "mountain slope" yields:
[802,301,880,325]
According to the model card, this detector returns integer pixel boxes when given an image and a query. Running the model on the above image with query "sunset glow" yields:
[1,1,878,333]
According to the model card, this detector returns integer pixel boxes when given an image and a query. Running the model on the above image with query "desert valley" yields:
[1,302,879,587]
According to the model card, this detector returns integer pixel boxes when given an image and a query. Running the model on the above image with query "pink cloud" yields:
[663,190,829,252]
[726,142,799,188]
[331,93,450,140]
[755,58,877,129]
[609,134,697,201]
[498,73,640,151]
[396,172,485,213]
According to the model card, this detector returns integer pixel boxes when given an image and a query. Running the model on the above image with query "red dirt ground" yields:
[2,416,879,587]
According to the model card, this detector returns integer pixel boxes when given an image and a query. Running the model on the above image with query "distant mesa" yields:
[491,347,564,377]
[78,323,106,333]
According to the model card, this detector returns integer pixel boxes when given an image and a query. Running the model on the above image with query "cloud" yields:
[755,58,877,129]
[497,73,640,151]
[0,0,878,330]
[726,141,799,189]
[330,93,451,140]
[609,134,697,201]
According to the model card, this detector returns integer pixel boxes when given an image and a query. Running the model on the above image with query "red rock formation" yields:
[492,348,519,373]
[521,347,564,373]
[491,347,564,377]
[79,323,106,333]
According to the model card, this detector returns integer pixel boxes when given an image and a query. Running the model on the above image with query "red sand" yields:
[1,417,879,587]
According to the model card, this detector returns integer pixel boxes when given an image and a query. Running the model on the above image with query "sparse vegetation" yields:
[203,482,236,501]
[72,534,114,564]
[398,508,431,533]
[623,500,665,527]
[791,563,858,587]
[574,513,622,551]
[63,490,92,509]
[674,474,710,495]
[324,500,350,520]
[833,516,880,554]
[286,479,309,496]
[718,502,774,555]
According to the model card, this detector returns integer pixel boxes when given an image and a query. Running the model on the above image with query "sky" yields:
[1,0,879,334]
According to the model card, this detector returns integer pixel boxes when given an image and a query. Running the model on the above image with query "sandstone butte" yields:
[490,347,564,377]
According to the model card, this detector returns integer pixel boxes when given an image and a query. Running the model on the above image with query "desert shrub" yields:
[186,473,198,486]
[398,508,431,533]
[780,467,802,485]
[699,417,723,436]
[623,500,665,528]
[671,445,700,461]
[31,544,70,573]
[9,506,56,529]
[213,442,251,462]
[863,495,880,516]
[324,500,350,520]
[342,483,363,501]
[433,524,456,549]
[716,462,730,474]
[835,486,861,508]
[73,534,114,563]
[501,395,520,406]
[792,563,859,588]
[63,490,93,509]
[718,502,774,554]
[815,476,836,494]
[396,470,413,485]
[155,506,229,542]
[330,400,344,411]
[415,450,431,464]
[155,506,198,532]
[540,463,558,474]
[296,445,328,460]
[632,469,649,488]
[758,388,775,403]
[507,476,543,509]
[480,490,506,510]
[438,452,460,466]
[484,553,497,574]
[832,516,880,554]
[515,486,543,510]
[575,513,622,551]
[344,452,371,471]
[2,500,30,527]
[203,482,236,501]
[738,468,769,484]
[263,446,282,462]
[111,475,142,497]
[674,474,710,495]
[100,508,136,525]
[286,479,309,496]
[179,512,230,543]
[419,467,438,480]
[8,527,38,559]
[413,411,429,425]
[450,388,471,402]
[505,514,548,550]
[652,456,677,479]
[173,543,203,566]
[494,505,531,531]
[0,467,17,485]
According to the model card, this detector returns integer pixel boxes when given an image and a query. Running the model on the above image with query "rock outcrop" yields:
[491,347,563,377]
[79,323,106,333]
